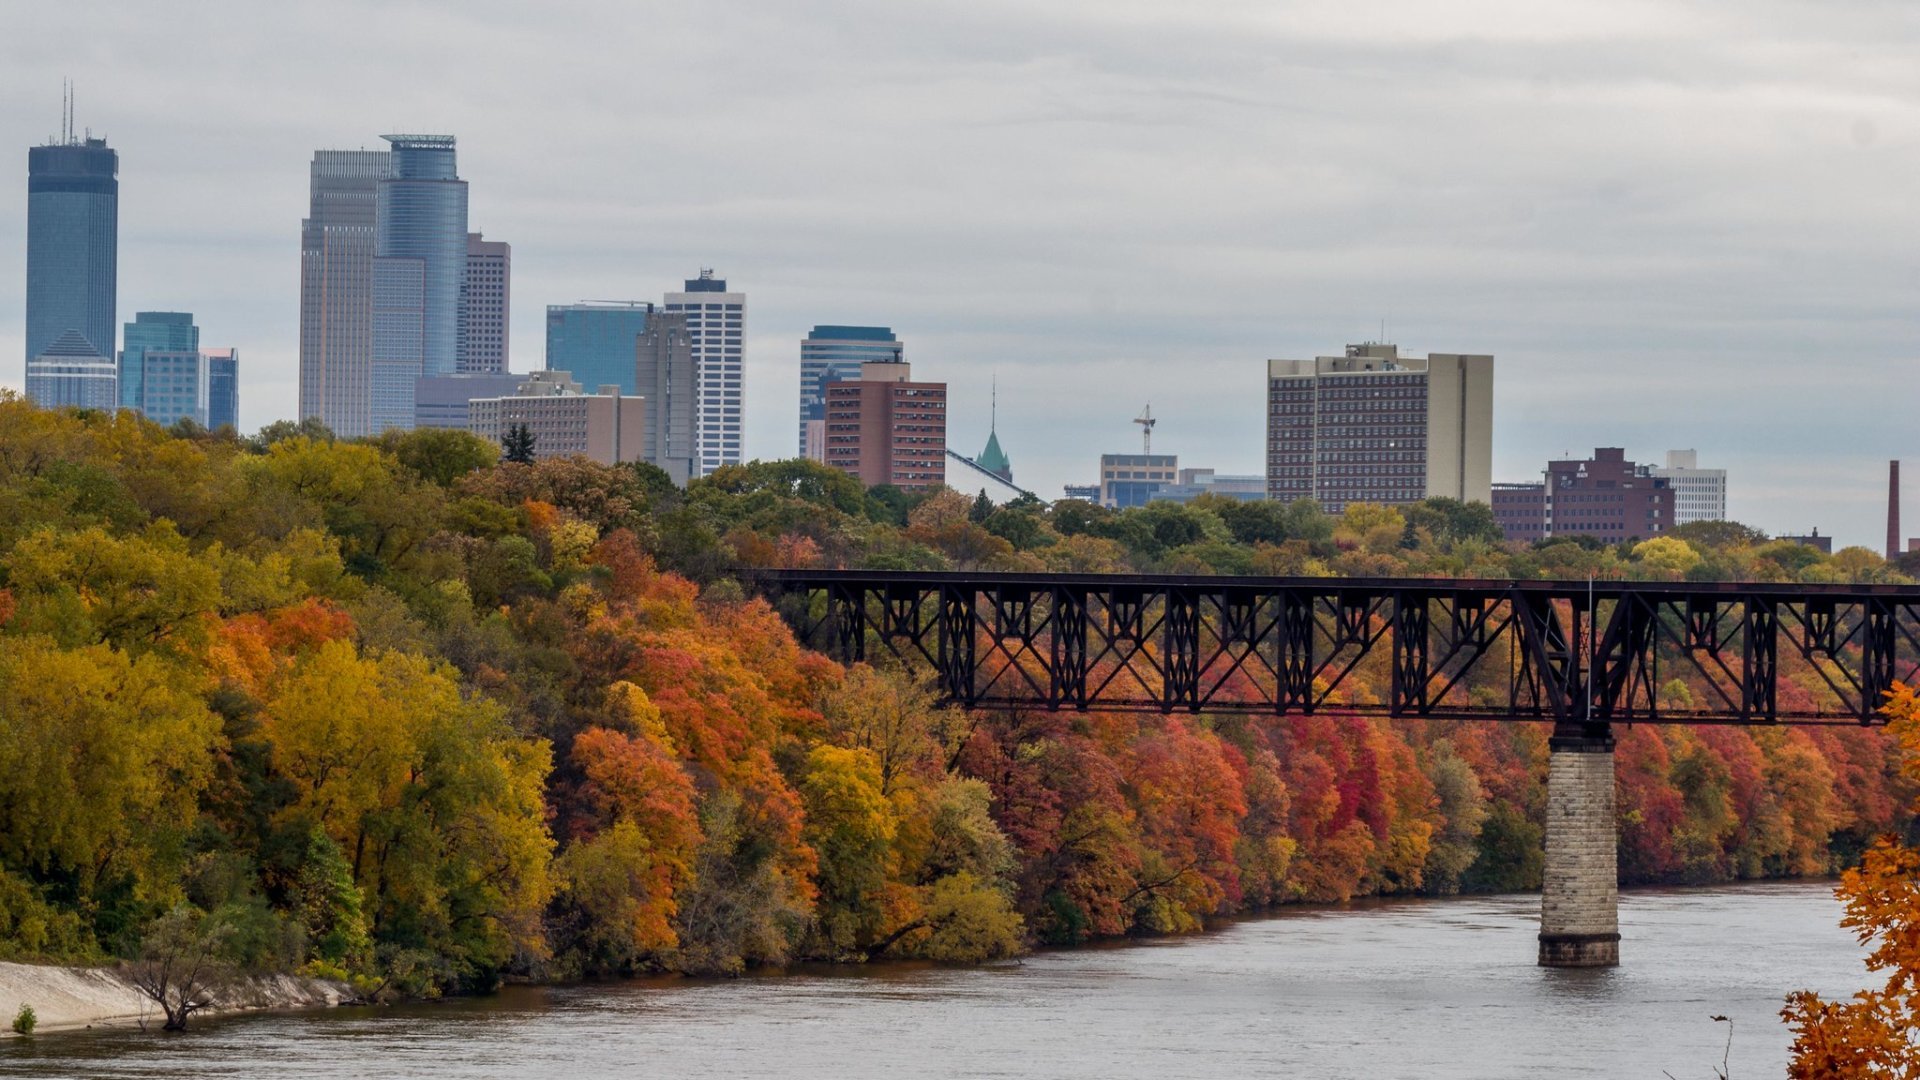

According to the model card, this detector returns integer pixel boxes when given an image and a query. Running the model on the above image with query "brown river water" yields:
[0,882,1869,1079]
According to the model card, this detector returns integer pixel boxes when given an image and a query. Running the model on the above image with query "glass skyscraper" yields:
[206,349,238,431]
[299,149,390,437]
[545,302,654,395]
[120,311,197,411]
[799,326,902,458]
[26,132,118,374]
[370,134,468,431]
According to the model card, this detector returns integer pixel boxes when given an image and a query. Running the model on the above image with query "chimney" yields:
[1891,460,1902,561]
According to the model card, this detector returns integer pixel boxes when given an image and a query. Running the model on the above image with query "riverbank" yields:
[0,961,353,1035]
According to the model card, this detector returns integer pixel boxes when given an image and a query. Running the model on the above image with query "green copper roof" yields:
[977,429,1011,477]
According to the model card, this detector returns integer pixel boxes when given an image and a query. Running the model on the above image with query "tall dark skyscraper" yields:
[26,100,118,376]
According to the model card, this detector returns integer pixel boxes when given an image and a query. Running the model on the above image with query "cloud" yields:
[1,0,1913,546]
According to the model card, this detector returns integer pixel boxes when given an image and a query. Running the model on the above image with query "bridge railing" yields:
[745,570,1920,726]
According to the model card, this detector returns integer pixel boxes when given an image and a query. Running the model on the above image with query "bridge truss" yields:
[753,571,1920,727]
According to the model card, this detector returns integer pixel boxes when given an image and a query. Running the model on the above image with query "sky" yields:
[1,0,1915,549]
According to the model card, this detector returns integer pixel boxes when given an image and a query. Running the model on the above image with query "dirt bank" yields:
[0,961,353,1035]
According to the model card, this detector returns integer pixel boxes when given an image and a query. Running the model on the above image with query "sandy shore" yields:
[0,961,353,1035]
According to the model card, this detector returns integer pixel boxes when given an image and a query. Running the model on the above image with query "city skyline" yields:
[2,2,1915,549]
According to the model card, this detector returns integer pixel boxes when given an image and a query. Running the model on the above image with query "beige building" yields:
[468,371,646,467]
[823,360,947,490]
[1266,343,1493,512]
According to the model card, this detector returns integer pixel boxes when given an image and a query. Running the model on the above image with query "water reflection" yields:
[0,883,1863,1080]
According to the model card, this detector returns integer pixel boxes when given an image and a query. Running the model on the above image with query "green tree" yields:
[501,424,536,465]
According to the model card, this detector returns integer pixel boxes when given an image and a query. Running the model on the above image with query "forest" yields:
[0,394,1912,996]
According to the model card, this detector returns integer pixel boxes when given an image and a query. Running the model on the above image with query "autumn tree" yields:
[1783,683,1920,1076]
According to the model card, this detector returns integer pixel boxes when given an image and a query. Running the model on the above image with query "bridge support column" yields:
[1538,726,1618,967]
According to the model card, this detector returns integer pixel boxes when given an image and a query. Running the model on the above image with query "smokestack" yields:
[1891,460,1902,561]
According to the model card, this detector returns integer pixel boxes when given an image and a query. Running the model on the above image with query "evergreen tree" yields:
[502,423,536,464]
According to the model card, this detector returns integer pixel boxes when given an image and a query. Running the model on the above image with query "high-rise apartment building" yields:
[1266,344,1493,513]
[458,232,509,374]
[117,311,237,429]
[467,371,646,467]
[1651,449,1727,526]
[299,149,390,436]
[120,311,197,411]
[26,329,118,411]
[822,360,946,490]
[799,325,902,459]
[370,134,469,431]
[26,123,118,376]
[663,271,743,477]
[636,313,698,484]
[1491,448,1675,544]
[545,302,653,394]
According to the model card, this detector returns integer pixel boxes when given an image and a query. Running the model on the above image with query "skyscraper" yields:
[26,108,117,373]
[663,271,743,477]
[117,312,239,429]
[822,359,947,490]
[120,311,197,412]
[1265,343,1493,513]
[299,149,389,437]
[545,301,654,394]
[799,326,902,459]
[636,312,698,484]
[458,232,509,374]
[1650,450,1727,526]
[371,134,468,431]
[25,329,118,411]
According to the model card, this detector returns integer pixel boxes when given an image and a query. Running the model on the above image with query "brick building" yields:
[822,360,947,490]
[1493,447,1675,544]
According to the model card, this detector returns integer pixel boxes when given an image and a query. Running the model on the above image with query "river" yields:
[0,882,1869,1079]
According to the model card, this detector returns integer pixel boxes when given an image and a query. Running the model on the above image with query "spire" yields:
[977,374,1011,482]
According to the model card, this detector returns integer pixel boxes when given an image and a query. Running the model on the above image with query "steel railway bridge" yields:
[752,570,1920,730]
[751,569,1920,968]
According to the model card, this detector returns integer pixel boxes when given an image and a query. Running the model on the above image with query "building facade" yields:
[414,372,526,430]
[1265,344,1493,513]
[206,349,238,431]
[545,301,653,395]
[664,271,743,477]
[799,325,903,458]
[1150,468,1267,504]
[299,149,390,437]
[370,134,468,431]
[823,360,947,490]
[26,329,118,411]
[120,311,198,412]
[1492,448,1675,544]
[27,132,118,368]
[467,371,645,466]
[457,232,510,374]
[1101,453,1179,508]
[636,313,698,484]
[1651,449,1727,526]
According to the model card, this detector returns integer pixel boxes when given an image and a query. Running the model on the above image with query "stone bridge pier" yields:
[1538,721,1619,967]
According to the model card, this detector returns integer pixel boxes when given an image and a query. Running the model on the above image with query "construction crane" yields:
[1133,404,1156,455]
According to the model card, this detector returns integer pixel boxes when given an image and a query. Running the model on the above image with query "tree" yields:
[502,424,536,465]
[1783,682,1920,1076]
[124,907,237,1031]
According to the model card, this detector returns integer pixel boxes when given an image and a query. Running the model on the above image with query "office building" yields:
[545,301,652,394]
[1777,530,1834,555]
[457,233,509,374]
[636,313,698,484]
[414,372,525,430]
[468,371,646,466]
[299,149,390,436]
[26,120,117,368]
[664,270,743,476]
[823,360,947,490]
[1101,454,1179,508]
[799,325,903,458]
[1491,448,1675,544]
[1150,468,1267,505]
[369,134,469,431]
[1266,343,1493,513]
[113,311,237,429]
[119,311,197,412]
[26,329,118,411]
[1651,450,1727,526]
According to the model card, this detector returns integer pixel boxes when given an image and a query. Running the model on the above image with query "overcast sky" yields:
[2,0,1915,548]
